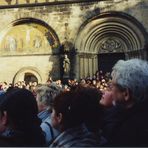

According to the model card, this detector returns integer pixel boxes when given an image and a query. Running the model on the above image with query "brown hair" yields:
[53,86,102,132]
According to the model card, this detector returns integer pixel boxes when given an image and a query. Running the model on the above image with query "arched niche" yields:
[0,17,60,56]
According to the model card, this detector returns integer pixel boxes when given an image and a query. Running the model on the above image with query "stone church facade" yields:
[0,0,147,83]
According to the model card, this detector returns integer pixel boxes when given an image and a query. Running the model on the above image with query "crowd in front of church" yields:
[0,70,111,95]
[0,58,148,146]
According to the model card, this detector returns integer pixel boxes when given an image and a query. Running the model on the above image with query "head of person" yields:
[0,88,40,130]
[35,84,62,113]
[51,86,102,132]
[111,59,148,108]
[0,88,45,146]
[64,54,67,58]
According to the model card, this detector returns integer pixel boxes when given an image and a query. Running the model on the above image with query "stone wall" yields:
[0,0,147,44]
[0,0,147,82]
[0,55,60,83]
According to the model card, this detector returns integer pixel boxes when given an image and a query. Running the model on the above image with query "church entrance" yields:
[74,12,148,79]
[98,52,125,73]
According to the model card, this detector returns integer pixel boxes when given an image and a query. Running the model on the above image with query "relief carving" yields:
[99,38,123,53]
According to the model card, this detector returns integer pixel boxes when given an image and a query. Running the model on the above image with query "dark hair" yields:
[0,88,45,146]
[53,86,102,132]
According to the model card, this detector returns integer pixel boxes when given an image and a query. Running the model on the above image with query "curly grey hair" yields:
[111,58,148,102]
[36,83,63,109]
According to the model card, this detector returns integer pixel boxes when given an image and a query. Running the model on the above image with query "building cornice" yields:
[0,0,108,9]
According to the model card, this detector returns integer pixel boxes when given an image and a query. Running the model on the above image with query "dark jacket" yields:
[104,100,148,146]
[101,105,126,141]
[0,128,46,147]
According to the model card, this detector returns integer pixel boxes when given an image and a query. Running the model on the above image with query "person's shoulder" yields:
[40,116,52,132]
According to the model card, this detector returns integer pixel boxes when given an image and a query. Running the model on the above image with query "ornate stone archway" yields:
[74,12,148,79]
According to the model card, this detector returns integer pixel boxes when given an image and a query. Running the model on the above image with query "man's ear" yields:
[1,111,8,125]
[124,88,130,101]
[57,113,63,124]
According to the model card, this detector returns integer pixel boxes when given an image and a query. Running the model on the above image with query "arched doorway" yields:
[13,67,42,84]
[75,12,148,79]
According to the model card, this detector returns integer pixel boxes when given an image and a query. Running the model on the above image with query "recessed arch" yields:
[74,12,148,79]
[75,11,148,54]
[0,17,60,55]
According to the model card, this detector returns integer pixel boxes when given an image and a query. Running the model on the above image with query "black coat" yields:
[103,100,148,146]
[0,128,46,147]
[101,105,126,141]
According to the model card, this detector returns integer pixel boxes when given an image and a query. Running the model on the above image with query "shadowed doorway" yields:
[98,53,125,73]
[24,73,38,84]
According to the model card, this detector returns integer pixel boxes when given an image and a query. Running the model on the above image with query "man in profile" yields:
[105,59,148,146]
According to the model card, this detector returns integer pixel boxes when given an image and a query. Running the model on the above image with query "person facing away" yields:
[0,88,46,146]
[49,86,104,147]
[104,59,148,146]
[35,83,62,145]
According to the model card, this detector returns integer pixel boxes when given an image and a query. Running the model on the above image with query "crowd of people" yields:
[0,70,111,94]
[0,58,148,146]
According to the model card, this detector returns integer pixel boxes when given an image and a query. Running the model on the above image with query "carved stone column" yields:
[75,53,98,80]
